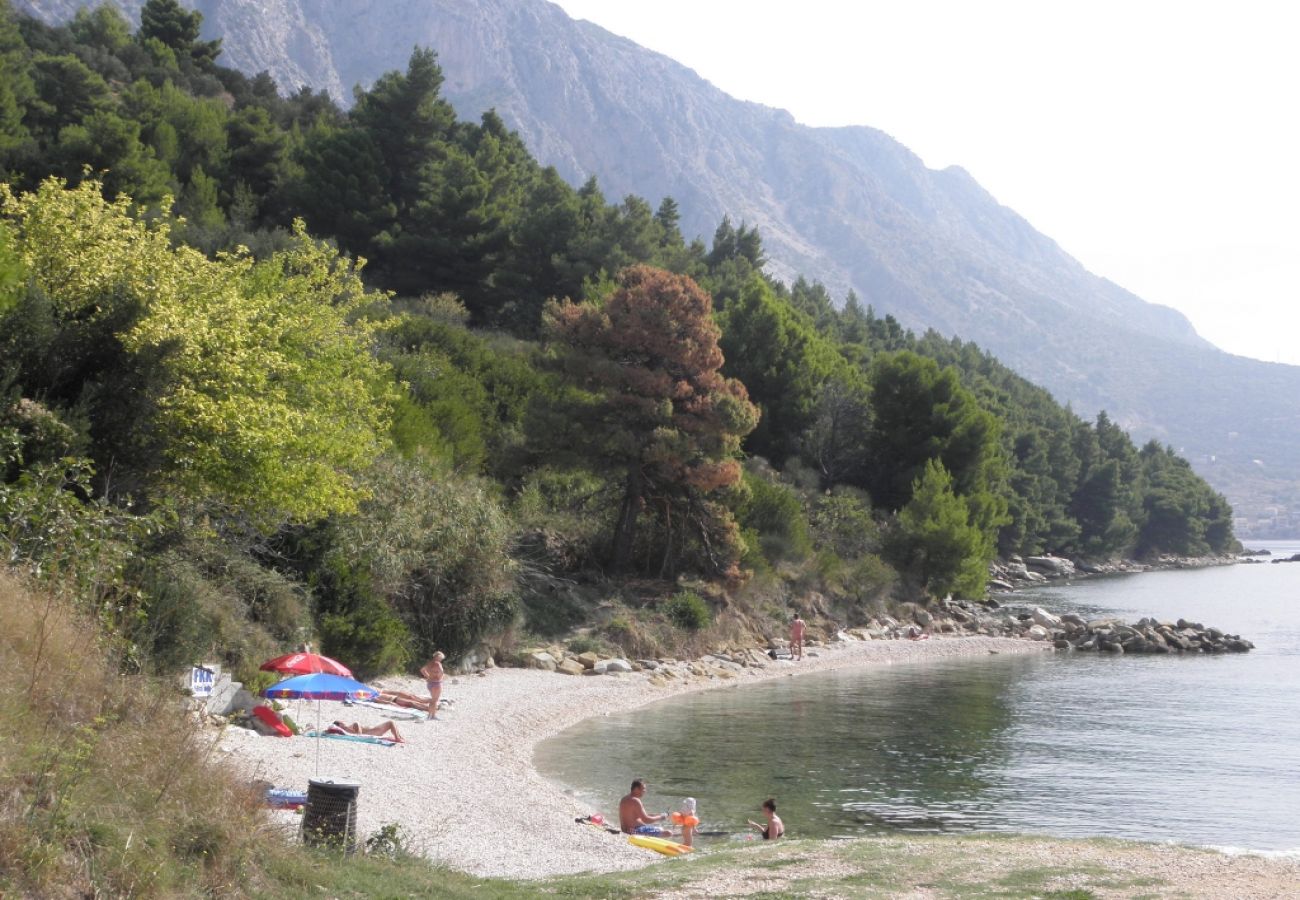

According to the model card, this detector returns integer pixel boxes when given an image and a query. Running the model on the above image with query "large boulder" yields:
[556,658,586,676]
[604,658,634,673]
[523,650,557,671]
[1031,607,1062,629]
[1025,555,1076,577]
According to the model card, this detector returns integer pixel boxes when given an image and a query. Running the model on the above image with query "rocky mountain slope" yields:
[16,0,1300,533]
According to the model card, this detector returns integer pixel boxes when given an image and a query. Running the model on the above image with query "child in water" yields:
[670,797,699,847]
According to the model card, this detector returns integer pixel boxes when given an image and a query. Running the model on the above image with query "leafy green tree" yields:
[0,1,34,171]
[545,265,759,578]
[717,276,853,465]
[70,4,132,55]
[735,465,813,564]
[866,350,1006,515]
[350,47,454,210]
[290,124,392,254]
[138,0,221,68]
[892,459,991,597]
[26,53,109,136]
[2,178,396,522]
[800,373,872,489]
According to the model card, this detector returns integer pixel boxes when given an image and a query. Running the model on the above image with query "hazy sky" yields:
[551,0,1300,366]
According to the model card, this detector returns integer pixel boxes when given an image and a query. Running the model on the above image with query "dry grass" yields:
[0,569,276,897]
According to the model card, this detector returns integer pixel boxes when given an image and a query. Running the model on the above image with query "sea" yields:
[534,540,1300,856]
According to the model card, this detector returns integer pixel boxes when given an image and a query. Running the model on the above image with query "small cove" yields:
[535,542,1300,853]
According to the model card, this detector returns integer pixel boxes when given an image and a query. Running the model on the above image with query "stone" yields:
[525,651,557,671]
[605,658,633,673]
[205,674,254,717]
[556,658,586,676]
[1026,624,1050,641]
[591,660,610,674]
[576,652,600,669]
[1025,555,1076,576]
[1031,607,1062,629]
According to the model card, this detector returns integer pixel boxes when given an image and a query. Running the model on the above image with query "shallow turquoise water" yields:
[535,541,1300,852]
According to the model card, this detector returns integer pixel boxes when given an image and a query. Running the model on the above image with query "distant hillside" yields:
[16,0,1300,534]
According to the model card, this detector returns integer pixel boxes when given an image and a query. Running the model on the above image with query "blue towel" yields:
[304,730,396,746]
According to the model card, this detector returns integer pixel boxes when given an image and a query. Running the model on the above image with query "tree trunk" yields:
[611,468,643,571]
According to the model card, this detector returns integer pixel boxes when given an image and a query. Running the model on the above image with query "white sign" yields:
[190,665,216,698]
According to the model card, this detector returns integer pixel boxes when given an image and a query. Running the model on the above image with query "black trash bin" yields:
[302,778,360,853]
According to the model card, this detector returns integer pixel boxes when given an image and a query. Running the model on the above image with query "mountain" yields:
[15,0,1300,535]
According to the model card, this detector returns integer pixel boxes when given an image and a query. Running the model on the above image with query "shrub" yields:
[365,823,410,859]
[566,634,600,655]
[664,591,711,631]
[129,535,309,678]
[735,468,813,563]
[320,456,518,666]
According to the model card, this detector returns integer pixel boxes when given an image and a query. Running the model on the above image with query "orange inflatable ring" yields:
[670,812,700,828]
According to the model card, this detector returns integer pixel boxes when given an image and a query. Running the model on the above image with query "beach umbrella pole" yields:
[315,699,322,775]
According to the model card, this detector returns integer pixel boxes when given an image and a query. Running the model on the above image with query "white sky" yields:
[551,0,1300,366]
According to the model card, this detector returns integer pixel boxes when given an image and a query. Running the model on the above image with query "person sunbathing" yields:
[375,689,432,712]
[327,720,405,742]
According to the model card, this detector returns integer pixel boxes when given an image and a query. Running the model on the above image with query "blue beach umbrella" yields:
[262,673,379,773]
[262,672,378,702]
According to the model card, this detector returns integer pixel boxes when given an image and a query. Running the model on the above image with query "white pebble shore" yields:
[215,635,1047,879]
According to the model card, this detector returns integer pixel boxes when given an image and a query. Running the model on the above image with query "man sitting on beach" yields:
[619,779,670,836]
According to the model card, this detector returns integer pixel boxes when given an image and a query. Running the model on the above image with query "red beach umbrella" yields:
[260,652,353,679]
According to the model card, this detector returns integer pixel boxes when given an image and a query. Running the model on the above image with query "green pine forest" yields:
[0,0,1237,683]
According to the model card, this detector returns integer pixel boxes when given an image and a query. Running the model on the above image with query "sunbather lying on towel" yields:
[327,720,405,743]
[375,689,432,712]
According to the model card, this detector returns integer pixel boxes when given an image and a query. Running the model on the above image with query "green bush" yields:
[318,456,518,665]
[664,591,711,631]
[131,544,294,678]
[319,602,412,680]
[735,468,813,563]
[566,634,600,655]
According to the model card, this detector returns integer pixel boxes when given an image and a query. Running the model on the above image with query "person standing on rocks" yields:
[420,651,445,721]
[790,614,806,660]
[619,779,670,836]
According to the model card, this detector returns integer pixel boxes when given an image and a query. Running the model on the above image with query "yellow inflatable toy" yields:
[628,834,694,856]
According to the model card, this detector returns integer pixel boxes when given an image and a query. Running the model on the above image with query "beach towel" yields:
[341,699,426,720]
[305,730,398,746]
[265,788,308,809]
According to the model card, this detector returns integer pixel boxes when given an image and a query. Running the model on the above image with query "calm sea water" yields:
[535,541,1300,854]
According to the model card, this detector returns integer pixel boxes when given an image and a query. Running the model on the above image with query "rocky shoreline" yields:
[987,551,1240,592]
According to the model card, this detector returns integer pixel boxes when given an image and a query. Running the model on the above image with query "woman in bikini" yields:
[328,720,405,742]
[748,797,784,840]
[419,651,445,721]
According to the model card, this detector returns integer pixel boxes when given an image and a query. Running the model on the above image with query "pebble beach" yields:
[216,635,1049,878]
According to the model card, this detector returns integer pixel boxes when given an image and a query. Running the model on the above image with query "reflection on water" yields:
[537,656,1033,844]
[536,543,1300,851]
